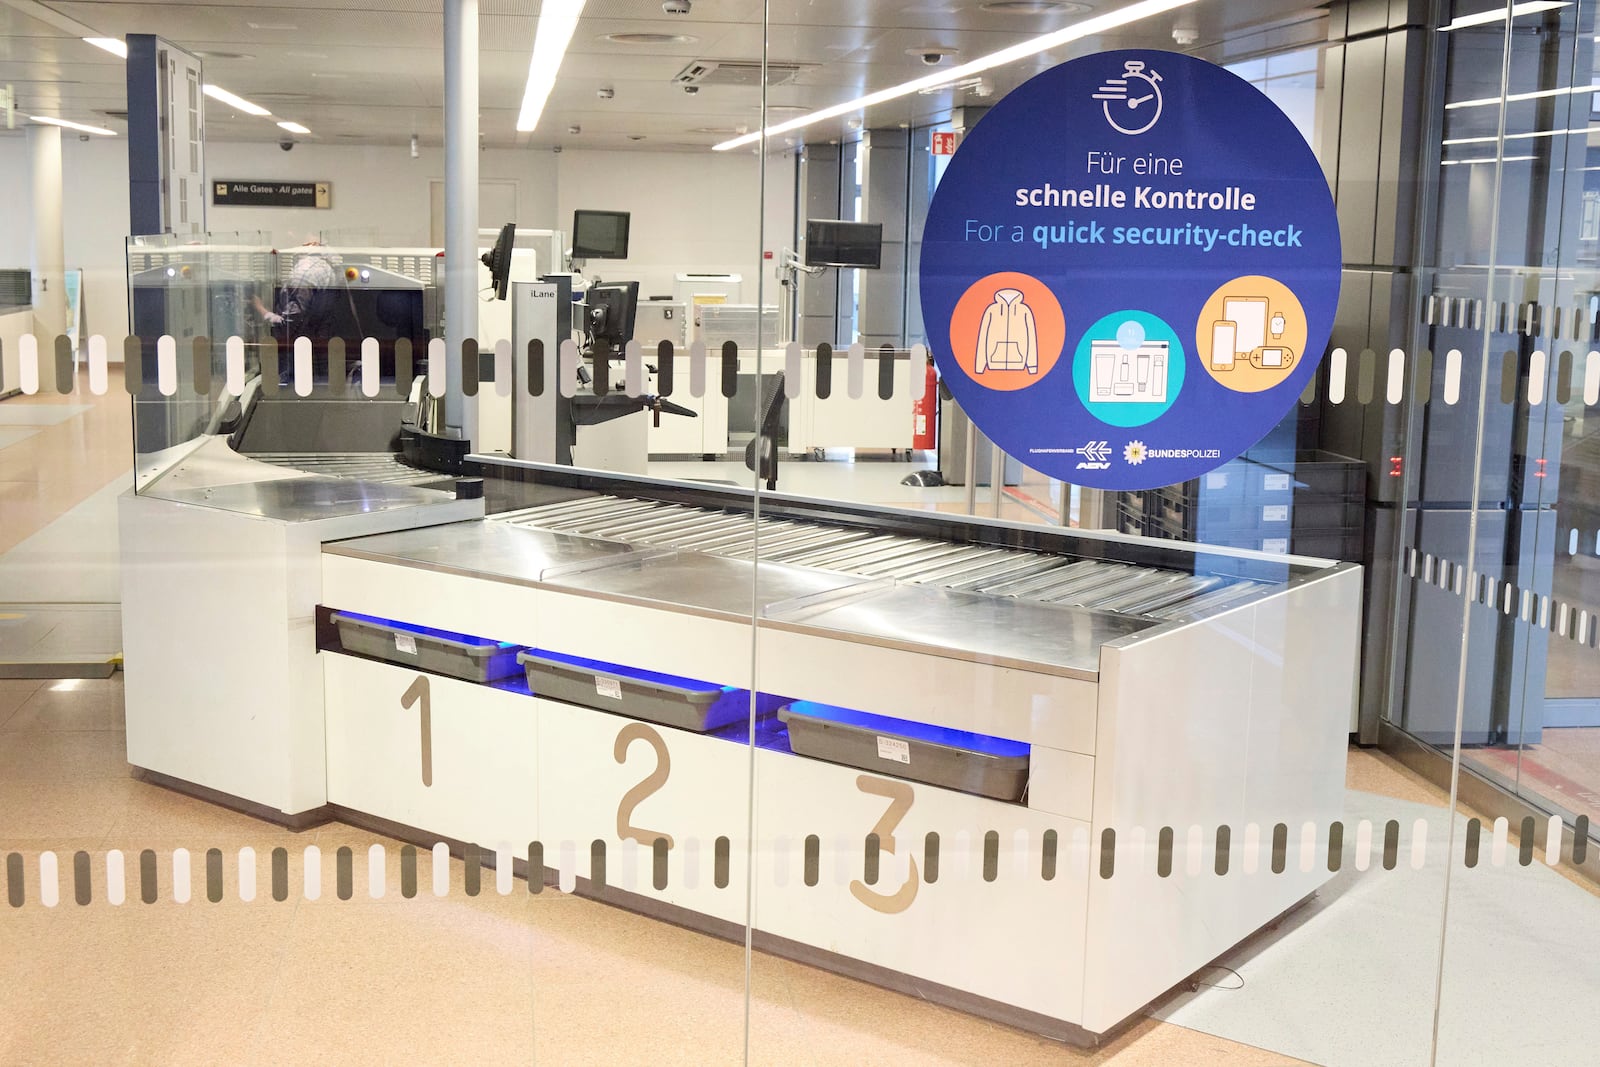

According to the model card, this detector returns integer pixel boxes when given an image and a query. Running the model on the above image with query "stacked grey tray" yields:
[495,495,1261,622]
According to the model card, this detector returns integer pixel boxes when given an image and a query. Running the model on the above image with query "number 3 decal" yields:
[615,722,675,849]
[850,775,919,914]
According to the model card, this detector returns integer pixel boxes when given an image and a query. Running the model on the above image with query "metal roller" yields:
[854,543,978,578]
[1112,575,1226,615]
[1041,569,1162,607]
[980,559,1100,597]
[998,561,1129,601]
[900,548,1017,584]
[783,535,910,569]
[947,556,1066,593]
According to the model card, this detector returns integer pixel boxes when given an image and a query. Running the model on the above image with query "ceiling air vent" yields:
[674,60,809,88]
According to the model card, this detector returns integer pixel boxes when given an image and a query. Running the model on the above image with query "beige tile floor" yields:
[0,673,1489,1065]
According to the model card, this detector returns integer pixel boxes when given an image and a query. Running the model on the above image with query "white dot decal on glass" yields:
[238,847,256,903]
[683,837,700,890]
[304,845,322,901]
[88,335,109,395]
[106,850,125,906]
[432,842,449,897]
[496,848,514,896]
[1491,817,1509,867]
[172,849,191,904]
[1586,351,1599,405]
[362,337,382,398]
[1241,823,1260,875]
[1013,828,1030,881]
[225,335,246,396]
[1125,826,1146,879]
[156,335,177,396]
[1445,349,1462,405]
[558,841,577,894]
[1070,826,1091,879]
[368,844,386,899]
[1387,349,1405,405]
[428,338,448,397]
[1572,528,1581,556]
[1299,822,1316,873]
[1539,595,1550,630]
[293,337,313,397]
[39,852,58,908]
[952,830,974,884]
[781,836,800,888]
[1185,825,1203,878]
[785,342,802,396]
[689,340,707,398]
[1355,820,1373,871]
[847,342,865,400]
[18,334,39,394]
[558,338,579,399]
[1528,351,1546,406]
[1328,348,1347,404]
[625,339,644,397]
[1410,819,1428,869]
[1546,814,1563,866]
[493,338,512,399]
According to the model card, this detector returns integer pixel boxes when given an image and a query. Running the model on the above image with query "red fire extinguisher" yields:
[912,354,937,451]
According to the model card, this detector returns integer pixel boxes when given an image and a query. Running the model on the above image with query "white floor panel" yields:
[1153,789,1600,1066]
[0,470,127,604]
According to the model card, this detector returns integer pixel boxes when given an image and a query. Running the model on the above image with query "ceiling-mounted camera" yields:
[682,84,700,95]
[279,138,294,151]
[663,0,691,13]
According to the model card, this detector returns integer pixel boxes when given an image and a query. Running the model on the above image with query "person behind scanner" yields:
[251,240,341,381]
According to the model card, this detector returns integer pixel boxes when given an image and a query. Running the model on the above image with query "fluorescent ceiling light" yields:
[276,120,310,134]
[83,37,127,58]
[713,0,1200,151]
[202,83,271,117]
[1443,124,1600,145]
[1440,1,1567,31]
[1441,155,1537,165]
[1446,81,1599,110]
[516,0,586,133]
[30,114,116,136]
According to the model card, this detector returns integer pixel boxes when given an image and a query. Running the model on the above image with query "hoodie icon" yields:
[974,288,1039,374]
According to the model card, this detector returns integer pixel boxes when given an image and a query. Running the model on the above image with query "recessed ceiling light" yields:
[246,21,299,30]
[980,1,1090,12]
[202,83,272,117]
[194,50,254,61]
[83,37,127,58]
[276,120,310,134]
[518,0,585,133]
[30,114,117,136]
[603,32,698,45]
[752,104,810,114]
[690,125,748,134]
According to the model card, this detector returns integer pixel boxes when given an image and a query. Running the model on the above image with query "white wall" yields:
[0,132,796,344]
[0,134,132,342]
[554,147,799,301]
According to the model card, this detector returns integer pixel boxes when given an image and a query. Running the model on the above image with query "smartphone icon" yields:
[1211,320,1237,370]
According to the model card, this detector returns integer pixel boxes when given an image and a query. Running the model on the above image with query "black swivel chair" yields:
[743,371,786,491]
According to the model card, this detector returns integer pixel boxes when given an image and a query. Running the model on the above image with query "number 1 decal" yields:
[850,775,919,914]
[401,675,432,787]
[614,722,675,849]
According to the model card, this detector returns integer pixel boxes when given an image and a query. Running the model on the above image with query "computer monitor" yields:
[572,210,631,260]
[803,219,883,269]
[584,280,639,357]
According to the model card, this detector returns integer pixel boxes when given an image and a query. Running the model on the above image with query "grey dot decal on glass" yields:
[1327,821,1344,873]
[714,837,730,889]
[1099,829,1115,880]
[862,833,881,886]
[271,848,289,902]
[401,845,418,899]
[140,849,158,904]
[1519,817,1536,867]
[1215,826,1231,877]
[590,840,607,889]
[1158,827,1175,878]
[803,835,820,887]
[73,851,91,906]
[528,842,544,895]
[1040,830,1056,882]
[1272,823,1288,874]
[1465,818,1481,868]
[925,832,941,884]
[1575,817,1590,865]
[652,838,669,891]
[205,848,223,903]
[464,845,481,897]
[8,853,24,908]
[336,847,353,901]
[982,830,1000,883]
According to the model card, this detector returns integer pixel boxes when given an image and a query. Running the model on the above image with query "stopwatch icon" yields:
[1095,60,1163,136]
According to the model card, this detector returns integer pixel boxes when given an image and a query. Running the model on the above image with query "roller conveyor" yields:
[247,451,449,487]
[495,494,1268,621]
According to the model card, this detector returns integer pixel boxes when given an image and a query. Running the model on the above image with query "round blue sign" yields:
[921,50,1341,490]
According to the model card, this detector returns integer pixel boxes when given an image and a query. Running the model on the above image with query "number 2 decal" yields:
[614,722,675,849]
[850,775,919,914]
[401,675,432,787]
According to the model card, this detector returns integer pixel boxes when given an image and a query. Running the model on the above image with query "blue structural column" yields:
[125,34,162,236]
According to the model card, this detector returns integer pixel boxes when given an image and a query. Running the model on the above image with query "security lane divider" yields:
[3,814,1592,910]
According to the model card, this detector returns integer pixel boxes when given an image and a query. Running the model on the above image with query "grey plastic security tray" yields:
[331,611,523,683]
[518,649,746,733]
[779,702,1030,802]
